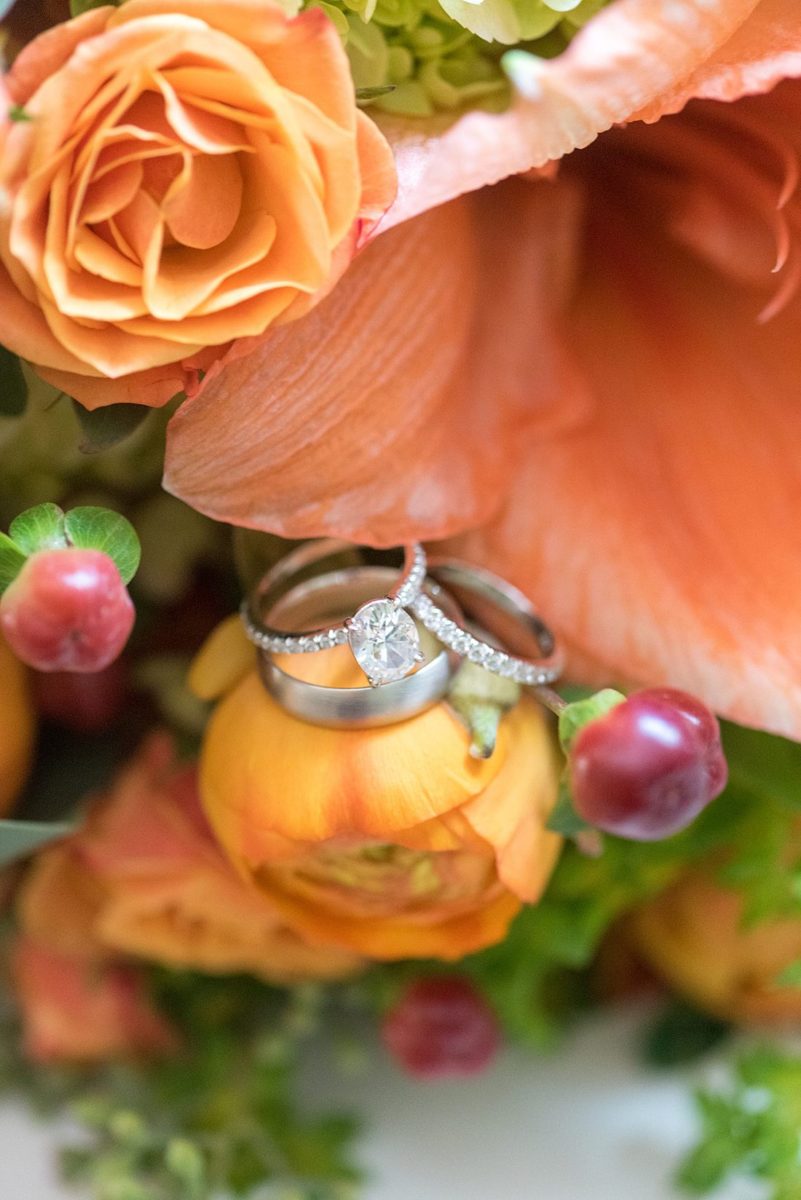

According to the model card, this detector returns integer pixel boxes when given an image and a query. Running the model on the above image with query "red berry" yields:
[382,977,500,1079]
[569,688,728,841]
[35,657,129,732]
[0,549,134,673]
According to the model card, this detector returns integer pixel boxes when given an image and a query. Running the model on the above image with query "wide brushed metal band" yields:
[258,566,461,728]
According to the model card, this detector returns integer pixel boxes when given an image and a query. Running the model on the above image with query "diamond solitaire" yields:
[347,599,423,686]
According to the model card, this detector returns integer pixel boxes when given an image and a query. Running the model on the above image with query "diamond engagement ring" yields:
[410,559,564,687]
[242,540,428,687]
[257,566,462,728]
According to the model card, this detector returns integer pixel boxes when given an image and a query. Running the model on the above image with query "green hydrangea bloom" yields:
[305,0,610,117]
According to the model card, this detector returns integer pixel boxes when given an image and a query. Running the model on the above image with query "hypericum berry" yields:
[569,688,728,841]
[381,977,500,1079]
[0,549,134,673]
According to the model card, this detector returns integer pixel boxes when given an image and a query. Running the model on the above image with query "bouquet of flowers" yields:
[0,0,800,1196]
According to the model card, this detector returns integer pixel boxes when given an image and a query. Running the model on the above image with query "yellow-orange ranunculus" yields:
[12,936,177,1064]
[0,0,395,409]
[18,733,361,983]
[0,632,35,817]
[195,626,561,961]
[631,869,801,1025]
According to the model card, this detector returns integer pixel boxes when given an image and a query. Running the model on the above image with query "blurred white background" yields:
[0,1006,761,1200]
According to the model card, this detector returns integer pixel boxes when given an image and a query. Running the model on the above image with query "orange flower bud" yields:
[198,637,562,961]
[11,936,176,1064]
[631,869,801,1025]
[0,632,35,817]
[18,733,361,984]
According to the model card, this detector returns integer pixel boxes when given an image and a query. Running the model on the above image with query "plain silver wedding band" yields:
[410,558,564,687]
[259,566,461,728]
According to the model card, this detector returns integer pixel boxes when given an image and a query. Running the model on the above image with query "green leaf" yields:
[356,85,397,100]
[72,399,151,454]
[546,781,591,835]
[643,1001,730,1068]
[722,722,801,812]
[9,502,67,555]
[0,819,74,867]
[0,532,28,593]
[64,507,141,584]
[0,344,27,417]
[7,106,32,123]
[776,960,801,989]
[558,688,626,751]
[69,0,119,14]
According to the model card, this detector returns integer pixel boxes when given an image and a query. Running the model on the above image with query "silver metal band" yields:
[241,540,427,656]
[259,566,461,728]
[410,559,563,687]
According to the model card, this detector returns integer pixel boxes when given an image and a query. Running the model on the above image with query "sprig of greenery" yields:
[679,1046,801,1199]
[0,973,361,1200]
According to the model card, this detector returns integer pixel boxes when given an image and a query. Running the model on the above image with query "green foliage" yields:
[0,502,141,592]
[9,501,68,554]
[545,781,591,836]
[448,660,521,759]
[65,506,141,584]
[308,0,611,117]
[0,972,361,1200]
[679,1047,801,1199]
[69,0,121,15]
[641,1002,730,1069]
[0,819,74,867]
[0,345,28,415]
[72,400,152,454]
[0,532,27,592]
[557,688,626,751]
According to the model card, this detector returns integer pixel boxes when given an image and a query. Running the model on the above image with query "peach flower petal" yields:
[456,178,801,737]
[164,181,582,542]
[379,0,761,230]
[201,668,500,856]
[0,0,393,405]
[635,0,801,121]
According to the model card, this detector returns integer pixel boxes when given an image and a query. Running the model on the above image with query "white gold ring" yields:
[258,566,462,728]
[241,540,427,686]
[410,559,563,687]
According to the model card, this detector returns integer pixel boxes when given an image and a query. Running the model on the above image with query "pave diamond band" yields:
[410,559,563,688]
[241,540,428,685]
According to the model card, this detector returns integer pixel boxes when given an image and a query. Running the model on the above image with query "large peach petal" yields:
[457,185,801,737]
[634,0,801,121]
[379,0,761,230]
[164,180,583,542]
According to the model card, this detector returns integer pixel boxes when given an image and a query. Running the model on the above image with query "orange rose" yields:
[0,632,35,817]
[12,937,176,1063]
[17,733,361,983]
[195,626,561,961]
[0,0,395,408]
[631,868,801,1025]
